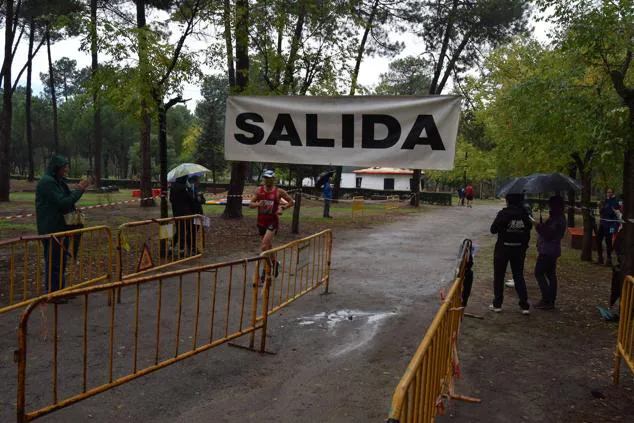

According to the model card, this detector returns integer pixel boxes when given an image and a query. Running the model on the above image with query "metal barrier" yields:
[385,195,400,212]
[0,226,113,314]
[15,230,333,422]
[117,214,205,280]
[16,256,272,423]
[352,196,365,219]
[262,230,332,315]
[613,275,634,385]
[386,239,479,423]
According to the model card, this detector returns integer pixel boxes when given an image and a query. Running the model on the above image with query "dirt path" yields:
[0,203,499,422]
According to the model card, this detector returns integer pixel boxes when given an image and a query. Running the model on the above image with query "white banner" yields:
[224,96,461,169]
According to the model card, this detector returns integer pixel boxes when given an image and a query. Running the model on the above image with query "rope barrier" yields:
[1,194,162,221]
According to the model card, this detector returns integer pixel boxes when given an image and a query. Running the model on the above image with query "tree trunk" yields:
[158,102,168,218]
[136,0,154,207]
[223,0,250,219]
[567,164,576,227]
[578,168,593,261]
[46,26,59,154]
[333,0,381,201]
[0,0,14,201]
[223,0,235,87]
[26,18,35,182]
[620,107,634,281]
[91,0,102,188]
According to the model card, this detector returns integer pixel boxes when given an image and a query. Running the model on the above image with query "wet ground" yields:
[0,203,498,422]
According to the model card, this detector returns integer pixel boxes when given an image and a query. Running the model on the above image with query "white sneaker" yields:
[521,308,530,315]
[505,279,515,288]
[488,304,502,313]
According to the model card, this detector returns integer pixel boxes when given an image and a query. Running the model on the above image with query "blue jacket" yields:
[323,183,332,200]
[536,213,567,257]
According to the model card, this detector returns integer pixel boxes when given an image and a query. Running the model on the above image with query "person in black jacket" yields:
[169,175,205,254]
[490,193,533,314]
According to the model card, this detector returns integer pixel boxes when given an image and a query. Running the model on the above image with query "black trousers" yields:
[596,224,613,259]
[534,254,558,303]
[493,246,529,309]
[323,199,331,217]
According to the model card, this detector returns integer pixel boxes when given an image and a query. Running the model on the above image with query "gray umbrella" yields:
[497,173,583,197]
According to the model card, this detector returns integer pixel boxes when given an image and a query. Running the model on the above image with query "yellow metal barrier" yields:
[15,230,332,422]
[613,275,634,385]
[352,196,365,219]
[386,239,479,423]
[0,226,113,314]
[16,256,272,423]
[117,214,205,280]
[262,229,332,315]
[385,195,400,212]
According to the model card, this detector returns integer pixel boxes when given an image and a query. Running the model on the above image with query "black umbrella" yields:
[497,172,583,197]
[316,170,336,188]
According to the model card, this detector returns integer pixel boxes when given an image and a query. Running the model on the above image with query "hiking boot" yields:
[521,308,530,315]
[606,257,613,267]
[597,257,604,265]
[535,300,554,310]
[488,304,502,313]
[274,260,280,278]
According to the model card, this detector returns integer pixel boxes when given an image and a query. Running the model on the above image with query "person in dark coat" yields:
[169,175,205,254]
[490,193,533,314]
[534,195,567,309]
[35,155,91,297]
[596,188,619,266]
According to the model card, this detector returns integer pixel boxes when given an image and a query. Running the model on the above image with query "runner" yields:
[250,170,295,283]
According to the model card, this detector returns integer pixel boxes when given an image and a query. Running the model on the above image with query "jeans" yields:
[42,237,70,293]
[323,199,331,217]
[596,224,613,260]
[493,246,529,309]
[534,254,558,303]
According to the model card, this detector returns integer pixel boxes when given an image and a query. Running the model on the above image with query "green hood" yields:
[46,155,70,178]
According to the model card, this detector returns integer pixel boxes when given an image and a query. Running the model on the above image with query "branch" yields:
[11,23,25,62]
[11,36,46,93]
[157,0,202,88]
[621,48,632,76]
[436,31,471,94]
[165,95,190,111]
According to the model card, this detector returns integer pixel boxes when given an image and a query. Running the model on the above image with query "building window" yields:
[355,177,362,188]
[384,178,395,190]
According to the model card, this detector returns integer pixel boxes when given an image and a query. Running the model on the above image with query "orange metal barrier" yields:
[0,226,113,314]
[16,256,272,423]
[262,230,332,315]
[386,239,479,423]
[117,214,205,280]
[613,275,634,385]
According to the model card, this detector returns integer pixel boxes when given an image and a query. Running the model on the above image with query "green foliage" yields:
[374,56,432,95]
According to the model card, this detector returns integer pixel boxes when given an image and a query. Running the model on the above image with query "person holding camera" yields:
[35,155,91,299]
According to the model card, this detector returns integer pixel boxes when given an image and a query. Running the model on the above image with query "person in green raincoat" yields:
[35,155,90,298]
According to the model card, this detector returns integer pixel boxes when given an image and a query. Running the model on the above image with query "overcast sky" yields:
[1,10,553,112]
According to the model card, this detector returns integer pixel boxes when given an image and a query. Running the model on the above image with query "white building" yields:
[342,167,414,191]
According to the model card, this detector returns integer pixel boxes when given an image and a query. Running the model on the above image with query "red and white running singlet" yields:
[256,186,280,228]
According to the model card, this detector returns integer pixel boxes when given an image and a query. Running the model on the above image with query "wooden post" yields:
[292,190,301,234]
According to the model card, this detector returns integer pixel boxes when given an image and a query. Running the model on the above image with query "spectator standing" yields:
[534,196,567,309]
[490,193,533,314]
[596,188,619,266]
[323,176,333,218]
[35,155,90,300]
[169,175,205,254]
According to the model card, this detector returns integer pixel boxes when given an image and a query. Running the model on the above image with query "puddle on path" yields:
[297,309,396,357]
[297,309,395,329]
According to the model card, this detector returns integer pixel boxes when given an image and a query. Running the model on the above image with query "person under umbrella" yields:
[534,195,567,309]
[490,193,532,315]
